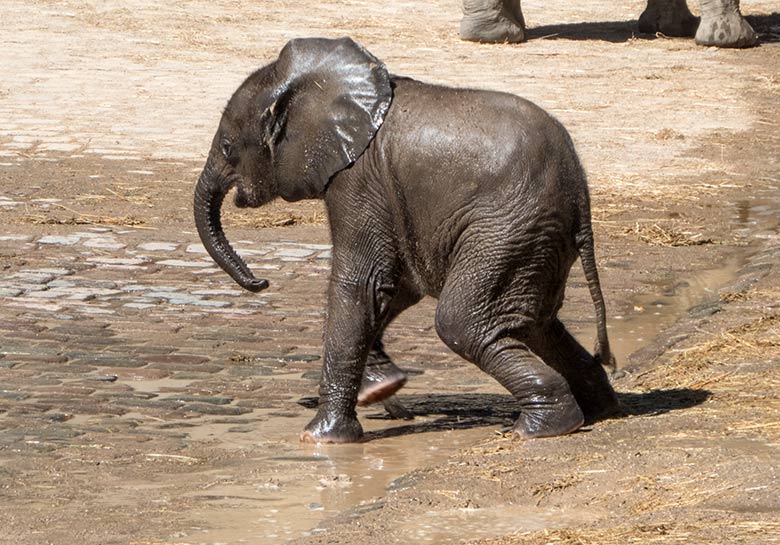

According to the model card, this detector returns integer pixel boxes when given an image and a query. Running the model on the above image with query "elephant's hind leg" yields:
[435,258,584,439]
[357,285,421,419]
[358,339,413,420]
[530,319,621,423]
[358,345,408,406]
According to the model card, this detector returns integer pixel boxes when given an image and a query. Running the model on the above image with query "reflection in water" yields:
[176,407,503,544]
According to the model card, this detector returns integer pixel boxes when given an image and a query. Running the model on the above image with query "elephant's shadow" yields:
[524,12,780,44]
[298,388,710,442]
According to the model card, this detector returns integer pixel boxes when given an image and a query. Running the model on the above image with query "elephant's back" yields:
[381,77,584,201]
[368,78,588,295]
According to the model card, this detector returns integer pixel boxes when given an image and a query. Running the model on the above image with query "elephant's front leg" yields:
[460,0,526,43]
[638,0,699,37]
[695,0,757,48]
[301,277,388,444]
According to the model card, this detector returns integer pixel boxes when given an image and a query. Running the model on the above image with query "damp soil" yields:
[1,1,780,545]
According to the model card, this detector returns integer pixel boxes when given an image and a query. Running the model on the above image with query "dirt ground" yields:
[1,1,779,544]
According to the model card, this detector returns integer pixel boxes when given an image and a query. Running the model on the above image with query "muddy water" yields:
[583,193,780,367]
[135,388,505,544]
[131,194,778,544]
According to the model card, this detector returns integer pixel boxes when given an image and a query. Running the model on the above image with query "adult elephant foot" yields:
[638,0,699,37]
[695,0,757,48]
[460,0,526,43]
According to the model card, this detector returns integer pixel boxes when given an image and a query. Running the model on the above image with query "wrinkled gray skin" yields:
[461,0,758,48]
[194,37,620,444]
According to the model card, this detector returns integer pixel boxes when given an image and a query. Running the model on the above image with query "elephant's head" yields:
[194,37,392,292]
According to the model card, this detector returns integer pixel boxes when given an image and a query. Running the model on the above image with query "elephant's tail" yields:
[576,224,617,374]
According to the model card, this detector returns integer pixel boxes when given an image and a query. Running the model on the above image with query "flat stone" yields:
[87,257,149,266]
[185,243,208,254]
[66,352,146,368]
[9,272,56,284]
[83,238,126,250]
[191,300,231,308]
[138,242,179,251]
[165,395,233,405]
[0,390,28,400]
[123,303,156,310]
[47,280,76,288]
[142,292,204,305]
[182,403,251,415]
[239,249,270,256]
[0,288,23,297]
[39,143,81,152]
[192,289,244,297]
[27,287,121,301]
[22,268,73,276]
[274,248,314,258]
[157,259,211,268]
[0,235,33,242]
[111,398,186,410]
[38,235,82,245]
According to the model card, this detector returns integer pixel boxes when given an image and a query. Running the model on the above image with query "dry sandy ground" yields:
[1,1,779,544]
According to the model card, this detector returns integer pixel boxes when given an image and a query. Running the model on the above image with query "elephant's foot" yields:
[638,0,698,37]
[460,0,526,44]
[578,389,623,424]
[565,360,622,424]
[513,395,585,439]
[301,409,363,444]
[695,5,757,48]
[358,361,408,406]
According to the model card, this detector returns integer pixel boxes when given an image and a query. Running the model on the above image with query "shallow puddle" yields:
[175,411,503,544]
[600,252,746,366]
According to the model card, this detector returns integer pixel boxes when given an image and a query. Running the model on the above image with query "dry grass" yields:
[222,209,326,228]
[474,520,780,545]
[625,223,713,247]
[531,474,582,506]
[633,313,780,391]
[20,213,146,227]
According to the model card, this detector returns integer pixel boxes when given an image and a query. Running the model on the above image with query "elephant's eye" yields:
[220,139,233,159]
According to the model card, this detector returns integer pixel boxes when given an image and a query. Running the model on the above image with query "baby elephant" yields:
[194,37,620,443]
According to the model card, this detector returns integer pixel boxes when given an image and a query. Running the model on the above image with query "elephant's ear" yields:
[268,37,392,201]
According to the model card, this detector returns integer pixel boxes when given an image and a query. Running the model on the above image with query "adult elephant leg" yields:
[529,319,621,423]
[435,251,584,439]
[695,0,757,48]
[638,0,699,37]
[460,0,526,44]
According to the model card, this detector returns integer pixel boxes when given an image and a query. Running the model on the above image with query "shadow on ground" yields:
[523,13,779,44]
[298,388,711,442]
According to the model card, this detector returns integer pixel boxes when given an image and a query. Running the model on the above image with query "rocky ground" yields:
[1,1,779,544]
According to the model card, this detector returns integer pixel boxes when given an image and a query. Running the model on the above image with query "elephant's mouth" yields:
[233,181,270,209]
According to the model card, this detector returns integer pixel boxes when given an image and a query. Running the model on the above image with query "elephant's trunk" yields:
[193,162,269,292]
